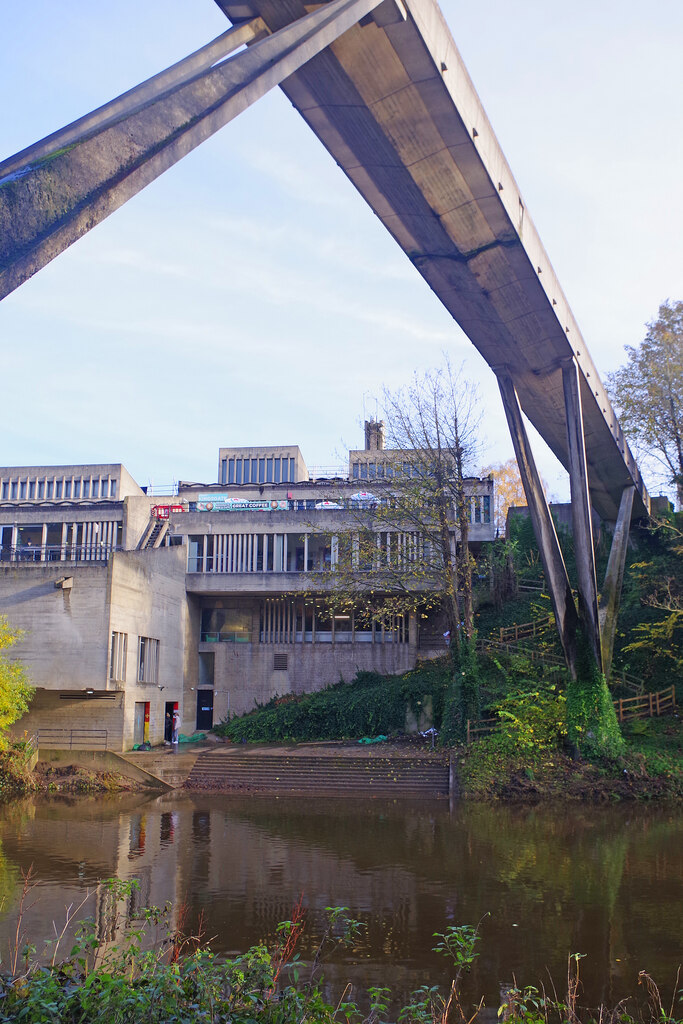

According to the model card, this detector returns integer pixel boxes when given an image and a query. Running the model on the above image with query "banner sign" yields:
[195,496,289,513]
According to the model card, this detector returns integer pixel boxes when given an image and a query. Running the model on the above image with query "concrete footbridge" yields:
[0,0,648,678]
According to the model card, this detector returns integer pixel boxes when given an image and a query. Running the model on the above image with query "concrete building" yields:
[0,428,494,750]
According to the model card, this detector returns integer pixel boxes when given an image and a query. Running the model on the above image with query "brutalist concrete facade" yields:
[0,441,494,750]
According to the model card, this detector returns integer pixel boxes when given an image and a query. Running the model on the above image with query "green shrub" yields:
[215,660,452,743]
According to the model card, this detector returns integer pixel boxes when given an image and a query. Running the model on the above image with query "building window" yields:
[10,482,17,499]
[235,459,242,485]
[274,458,281,483]
[20,481,26,499]
[46,481,54,499]
[266,458,273,482]
[220,459,227,485]
[251,458,258,483]
[110,631,128,683]
[92,479,99,498]
[64,480,71,498]
[259,458,265,483]
[1,482,7,500]
[228,459,235,484]
[137,636,159,684]
[38,480,45,499]
[482,495,491,523]
[82,480,90,499]
[101,479,109,498]
[110,480,117,498]
[55,480,62,498]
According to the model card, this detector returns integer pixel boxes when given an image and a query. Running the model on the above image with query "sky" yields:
[1,0,682,499]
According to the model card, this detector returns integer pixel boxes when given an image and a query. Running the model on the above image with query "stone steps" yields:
[186,752,450,795]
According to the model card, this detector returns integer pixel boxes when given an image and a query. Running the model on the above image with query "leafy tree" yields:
[607,300,683,508]
[621,515,683,687]
[480,457,526,534]
[0,617,33,747]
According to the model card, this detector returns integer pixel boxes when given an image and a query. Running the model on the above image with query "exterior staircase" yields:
[185,748,450,796]
[137,517,169,550]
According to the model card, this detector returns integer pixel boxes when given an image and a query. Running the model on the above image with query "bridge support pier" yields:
[500,368,636,688]
[0,0,383,301]
[562,359,602,671]
[497,373,579,677]
[599,485,635,681]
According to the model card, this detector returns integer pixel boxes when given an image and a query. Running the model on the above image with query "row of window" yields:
[198,602,409,645]
[110,632,159,684]
[0,475,118,501]
[187,530,462,574]
[220,456,297,486]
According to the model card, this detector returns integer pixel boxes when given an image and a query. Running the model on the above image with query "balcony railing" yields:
[200,631,253,643]
[0,545,120,564]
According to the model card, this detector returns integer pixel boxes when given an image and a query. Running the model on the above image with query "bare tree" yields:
[312,360,483,661]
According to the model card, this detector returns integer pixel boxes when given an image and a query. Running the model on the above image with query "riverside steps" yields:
[185,743,450,797]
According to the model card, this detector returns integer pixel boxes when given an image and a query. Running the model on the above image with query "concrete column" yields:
[303,534,309,572]
[283,533,288,573]
[40,522,47,561]
[562,359,602,670]
[498,372,578,676]
[599,486,635,681]
[60,522,68,560]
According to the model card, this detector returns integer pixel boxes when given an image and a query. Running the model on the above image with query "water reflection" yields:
[0,794,679,1010]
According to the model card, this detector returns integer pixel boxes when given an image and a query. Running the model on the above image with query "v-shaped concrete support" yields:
[562,358,602,671]
[599,485,635,681]
[498,373,579,677]
[0,0,383,301]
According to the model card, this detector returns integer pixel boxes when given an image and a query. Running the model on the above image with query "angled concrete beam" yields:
[0,20,268,182]
[599,485,635,681]
[0,0,382,301]
[498,372,579,676]
[562,359,602,671]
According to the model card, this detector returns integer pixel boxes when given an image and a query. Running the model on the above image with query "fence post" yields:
[655,690,661,716]
[672,685,677,711]
[649,693,654,717]
[618,698,623,723]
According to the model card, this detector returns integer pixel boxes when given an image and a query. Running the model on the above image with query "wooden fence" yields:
[467,685,676,743]
[498,615,553,642]
[614,685,676,722]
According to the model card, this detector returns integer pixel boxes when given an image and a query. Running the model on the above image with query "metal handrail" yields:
[37,728,109,750]
[0,545,121,563]
[200,631,252,643]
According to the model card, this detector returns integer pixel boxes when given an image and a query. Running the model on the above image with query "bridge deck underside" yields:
[219,0,648,521]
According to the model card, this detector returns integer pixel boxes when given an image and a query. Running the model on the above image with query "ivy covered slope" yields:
[215,662,451,744]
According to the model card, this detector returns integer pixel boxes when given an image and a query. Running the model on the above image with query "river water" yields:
[0,793,680,1012]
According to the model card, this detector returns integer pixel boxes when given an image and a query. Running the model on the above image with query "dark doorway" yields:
[164,701,175,742]
[196,689,214,730]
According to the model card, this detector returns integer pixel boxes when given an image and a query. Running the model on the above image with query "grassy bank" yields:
[0,880,680,1023]
[457,717,683,801]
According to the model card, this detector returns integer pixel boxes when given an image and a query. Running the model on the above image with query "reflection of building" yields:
[0,426,494,750]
